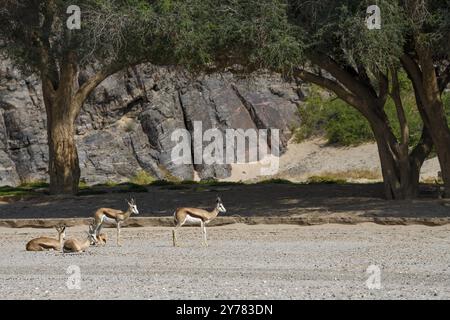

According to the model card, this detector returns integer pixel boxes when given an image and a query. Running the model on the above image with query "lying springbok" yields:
[96,233,107,245]
[173,196,226,247]
[26,226,66,251]
[92,198,139,246]
[63,225,97,253]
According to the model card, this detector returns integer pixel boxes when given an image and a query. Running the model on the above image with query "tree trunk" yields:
[369,114,430,200]
[423,113,450,198]
[43,88,80,195]
[294,64,431,199]
[402,52,450,198]
[47,112,80,195]
[372,128,406,199]
[419,82,450,197]
[41,52,81,195]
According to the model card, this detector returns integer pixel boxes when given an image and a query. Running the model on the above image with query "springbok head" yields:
[86,227,98,245]
[56,225,66,240]
[127,198,139,215]
[216,196,226,213]
[88,223,97,242]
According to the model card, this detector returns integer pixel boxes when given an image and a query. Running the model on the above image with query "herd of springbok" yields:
[25,196,227,253]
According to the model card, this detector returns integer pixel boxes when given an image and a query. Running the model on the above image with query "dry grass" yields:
[129,170,155,185]
[307,169,382,183]
[421,177,443,184]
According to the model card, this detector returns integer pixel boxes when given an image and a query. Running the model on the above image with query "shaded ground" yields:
[0,183,449,221]
[1,224,449,300]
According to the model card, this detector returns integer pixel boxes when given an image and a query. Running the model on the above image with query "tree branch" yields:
[377,69,389,107]
[409,125,433,171]
[293,68,366,114]
[400,53,432,127]
[400,54,423,86]
[39,0,59,91]
[390,68,409,148]
[73,59,148,117]
[75,65,122,104]
[310,53,376,102]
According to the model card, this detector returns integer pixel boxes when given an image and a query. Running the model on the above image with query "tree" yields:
[212,0,450,199]
[197,0,435,199]
[0,0,211,194]
[399,0,450,197]
[286,0,433,199]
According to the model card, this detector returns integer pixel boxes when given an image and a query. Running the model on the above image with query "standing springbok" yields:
[26,226,66,251]
[63,225,97,253]
[172,196,226,247]
[92,198,139,246]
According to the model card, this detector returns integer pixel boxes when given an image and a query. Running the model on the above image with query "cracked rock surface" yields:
[0,61,301,186]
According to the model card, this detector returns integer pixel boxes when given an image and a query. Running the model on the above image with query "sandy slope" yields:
[1,224,449,300]
[225,138,440,183]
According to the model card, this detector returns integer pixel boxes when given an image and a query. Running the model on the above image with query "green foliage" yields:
[0,181,48,198]
[325,104,374,146]
[404,0,450,57]
[443,92,450,124]
[0,186,36,198]
[383,73,424,147]
[78,181,89,190]
[289,0,407,70]
[295,85,373,146]
[296,75,426,147]
[0,0,236,77]
[98,180,118,187]
[198,0,304,73]
[19,180,49,189]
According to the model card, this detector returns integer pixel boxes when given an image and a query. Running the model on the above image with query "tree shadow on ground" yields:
[0,183,448,219]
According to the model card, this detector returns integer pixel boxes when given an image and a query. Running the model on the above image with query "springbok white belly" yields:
[101,215,117,225]
[183,215,203,225]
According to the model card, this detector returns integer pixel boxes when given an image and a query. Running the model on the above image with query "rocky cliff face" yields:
[0,60,302,186]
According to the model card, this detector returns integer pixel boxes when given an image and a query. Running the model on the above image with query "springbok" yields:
[92,198,139,246]
[26,226,66,251]
[172,196,226,247]
[96,233,107,245]
[63,225,97,253]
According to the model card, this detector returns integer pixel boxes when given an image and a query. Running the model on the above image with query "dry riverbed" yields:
[0,223,449,300]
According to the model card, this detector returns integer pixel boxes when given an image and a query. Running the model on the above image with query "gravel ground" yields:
[0,223,449,300]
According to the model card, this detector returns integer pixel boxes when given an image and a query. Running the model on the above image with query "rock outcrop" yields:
[0,60,302,186]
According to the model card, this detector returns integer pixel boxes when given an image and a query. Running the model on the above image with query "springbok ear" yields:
[216,196,221,203]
